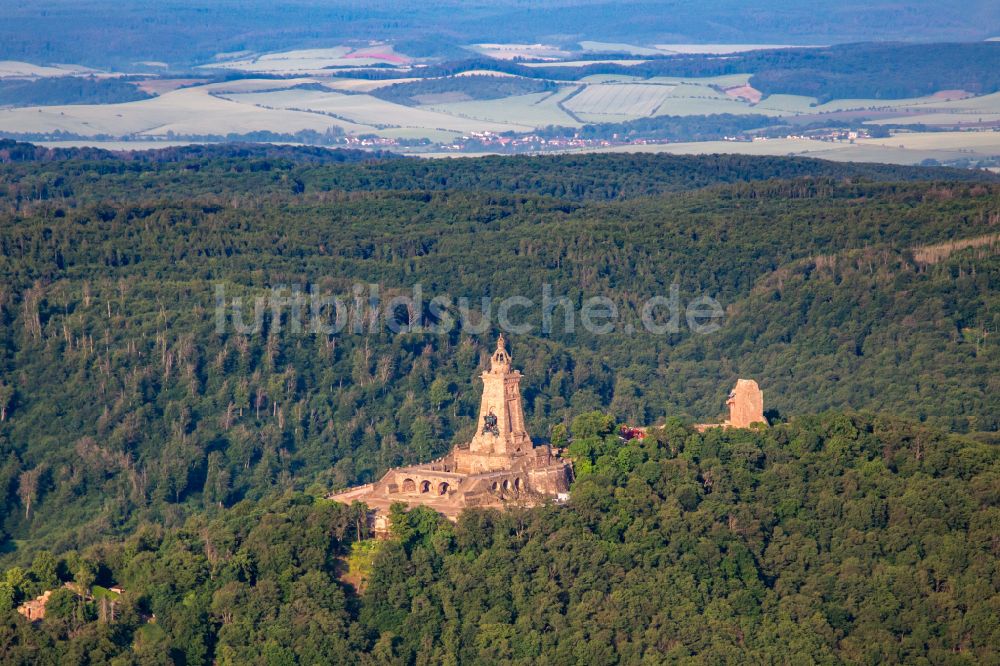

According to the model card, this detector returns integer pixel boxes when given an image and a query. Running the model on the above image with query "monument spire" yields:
[490,332,511,372]
[330,332,572,519]
[469,334,531,456]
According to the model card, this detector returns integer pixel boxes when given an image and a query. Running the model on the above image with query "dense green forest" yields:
[0,140,392,166]
[745,43,1000,101]
[0,144,996,557]
[0,78,151,107]
[0,412,996,663]
[0,144,996,662]
[2,140,992,202]
[356,43,1000,102]
[370,76,555,106]
[531,114,785,143]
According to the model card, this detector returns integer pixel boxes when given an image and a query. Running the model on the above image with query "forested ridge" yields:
[2,139,995,206]
[0,145,996,663]
[0,78,152,108]
[0,413,996,663]
[370,76,556,106]
[351,43,1000,102]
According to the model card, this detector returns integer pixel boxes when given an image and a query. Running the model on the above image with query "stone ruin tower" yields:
[726,378,767,428]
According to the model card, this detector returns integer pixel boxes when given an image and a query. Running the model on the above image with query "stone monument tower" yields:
[468,334,532,456]
[329,334,573,519]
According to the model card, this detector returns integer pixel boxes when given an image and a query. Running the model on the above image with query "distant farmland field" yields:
[425,88,581,127]
[576,130,1000,164]
[197,45,411,74]
[221,89,533,134]
[563,83,678,118]
[0,85,346,137]
[3,52,1000,163]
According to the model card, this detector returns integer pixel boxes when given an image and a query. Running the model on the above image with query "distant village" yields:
[340,127,880,154]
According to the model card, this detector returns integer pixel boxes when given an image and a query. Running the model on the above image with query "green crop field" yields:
[425,88,582,127]
[222,89,533,134]
[574,130,1000,164]
[563,83,678,118]
[915,91,1000,112]
[0,84,345,137]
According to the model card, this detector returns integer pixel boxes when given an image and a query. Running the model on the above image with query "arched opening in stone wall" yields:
[419,480,430,493]
[402,478,415,493]
[513,477,522,492]
[438,482,449,495]
[491,481,499,492]
[502,479,510,491]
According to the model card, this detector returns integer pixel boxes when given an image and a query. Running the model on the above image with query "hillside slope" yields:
[2,141,996,205]
[0,413,996,663]
[0,149,996,565]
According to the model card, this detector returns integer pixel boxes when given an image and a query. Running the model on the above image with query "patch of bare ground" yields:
[930,90,975,101]
[748,230,1000,299]
[912,232,1000,265]
[724,84,762,104]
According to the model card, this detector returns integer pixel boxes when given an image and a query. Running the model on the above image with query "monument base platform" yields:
[330,446,572,520]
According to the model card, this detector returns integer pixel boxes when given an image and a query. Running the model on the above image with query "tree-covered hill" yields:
[367,42,1000,102]
[0,78,152,108]
[0,412,996,663]
[0,147,996,573]
[2,140,996,206]
[0,139,394,166]
[370,75,556,106]
[670,243,999,432]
